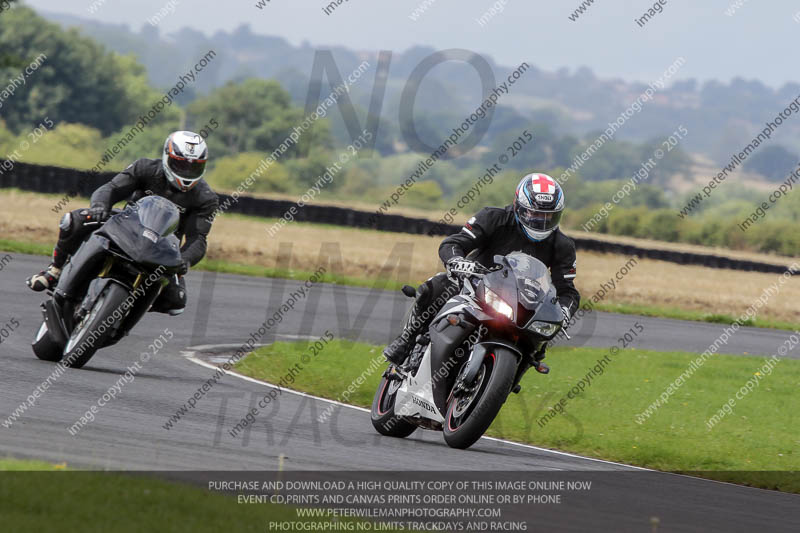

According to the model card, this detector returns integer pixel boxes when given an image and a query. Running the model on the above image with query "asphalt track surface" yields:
[1,253,798,532]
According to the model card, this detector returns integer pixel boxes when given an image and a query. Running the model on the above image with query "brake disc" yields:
[452,364,486,418]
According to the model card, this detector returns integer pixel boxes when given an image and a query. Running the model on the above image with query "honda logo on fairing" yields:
[412,396,437,413]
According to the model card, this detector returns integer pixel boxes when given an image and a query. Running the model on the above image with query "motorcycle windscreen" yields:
[135,195,180,236]
[101,217,183,269]
[100,197,183,269]
[502,252,557,310]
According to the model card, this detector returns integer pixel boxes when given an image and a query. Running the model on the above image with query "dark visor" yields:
[168,155,206,179]
[516,205,563,232]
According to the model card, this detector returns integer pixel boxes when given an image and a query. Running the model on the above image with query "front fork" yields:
[454,335,545,400]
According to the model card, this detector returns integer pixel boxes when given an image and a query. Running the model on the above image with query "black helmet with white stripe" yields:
[513,173,565,241]
[163,131,208,192]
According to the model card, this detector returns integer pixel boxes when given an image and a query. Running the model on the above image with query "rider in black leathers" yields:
[383,173,580,369]
[27,131,219,315]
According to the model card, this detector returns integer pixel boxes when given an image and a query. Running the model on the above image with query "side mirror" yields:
[401,285,417,298]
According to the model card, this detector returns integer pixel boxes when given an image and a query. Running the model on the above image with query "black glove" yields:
[177,259,190,276]
[446,257,477,281]
[86,206,109,223]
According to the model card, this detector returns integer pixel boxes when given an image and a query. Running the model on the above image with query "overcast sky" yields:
[24,0,800,87]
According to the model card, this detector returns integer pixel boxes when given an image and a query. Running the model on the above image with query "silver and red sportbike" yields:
[371,252,564,449]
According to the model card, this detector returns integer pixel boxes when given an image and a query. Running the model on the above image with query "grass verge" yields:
[591,301,800,331]
[4,237,798,330]
[235,340,800,493]
[197,258,405,291]
[0,458,395,532]
[0,458,68,471]
[0,238,406,291]
[0,239,52,256]
[4,188,800,327]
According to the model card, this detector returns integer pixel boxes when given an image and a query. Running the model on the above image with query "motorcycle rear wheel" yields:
[370,376,417,438]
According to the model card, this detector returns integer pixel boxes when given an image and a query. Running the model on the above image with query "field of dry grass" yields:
[3,189,799,325]
[244,177,798,266]
[565,228,795,266]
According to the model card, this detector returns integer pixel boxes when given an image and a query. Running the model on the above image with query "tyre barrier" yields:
[1,160,794,275]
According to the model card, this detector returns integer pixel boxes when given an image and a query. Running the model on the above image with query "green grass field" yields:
[235,340,800,493]
[0,459,395,533]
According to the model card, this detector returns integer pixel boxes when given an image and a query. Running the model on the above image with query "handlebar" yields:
[448,262,500,287]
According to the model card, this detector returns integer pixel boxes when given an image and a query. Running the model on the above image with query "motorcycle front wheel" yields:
[61,282,130,369]
[443,347,517,449]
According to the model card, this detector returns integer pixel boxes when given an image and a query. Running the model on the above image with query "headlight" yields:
[485,289,513,320]
[528,321,561,338]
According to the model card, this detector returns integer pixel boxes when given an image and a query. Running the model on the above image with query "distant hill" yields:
[42,11,800,166]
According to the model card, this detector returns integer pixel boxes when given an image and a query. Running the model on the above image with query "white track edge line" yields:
[182,346,648,471]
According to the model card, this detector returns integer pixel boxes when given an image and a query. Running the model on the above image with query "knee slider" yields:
[177,286,187,307]
[175,276,187,307]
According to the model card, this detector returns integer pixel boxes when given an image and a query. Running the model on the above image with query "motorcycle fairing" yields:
[427,294,478,415]
[55,234,111,302]
[394,345,445,423]
[41,300,67,348]
[483,252,563,328]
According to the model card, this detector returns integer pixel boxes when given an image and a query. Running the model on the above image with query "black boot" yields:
[383,304,424,365]
[532,346,550,374]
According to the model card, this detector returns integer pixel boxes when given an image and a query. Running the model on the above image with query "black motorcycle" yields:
[32,196,183,368]
[371,252,565,449]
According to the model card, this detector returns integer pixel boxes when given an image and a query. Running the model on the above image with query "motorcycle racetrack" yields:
[1,253,798,532]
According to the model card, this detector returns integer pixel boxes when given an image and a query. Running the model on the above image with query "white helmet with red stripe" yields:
[163,131,208,192]
[513,172,565,241]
